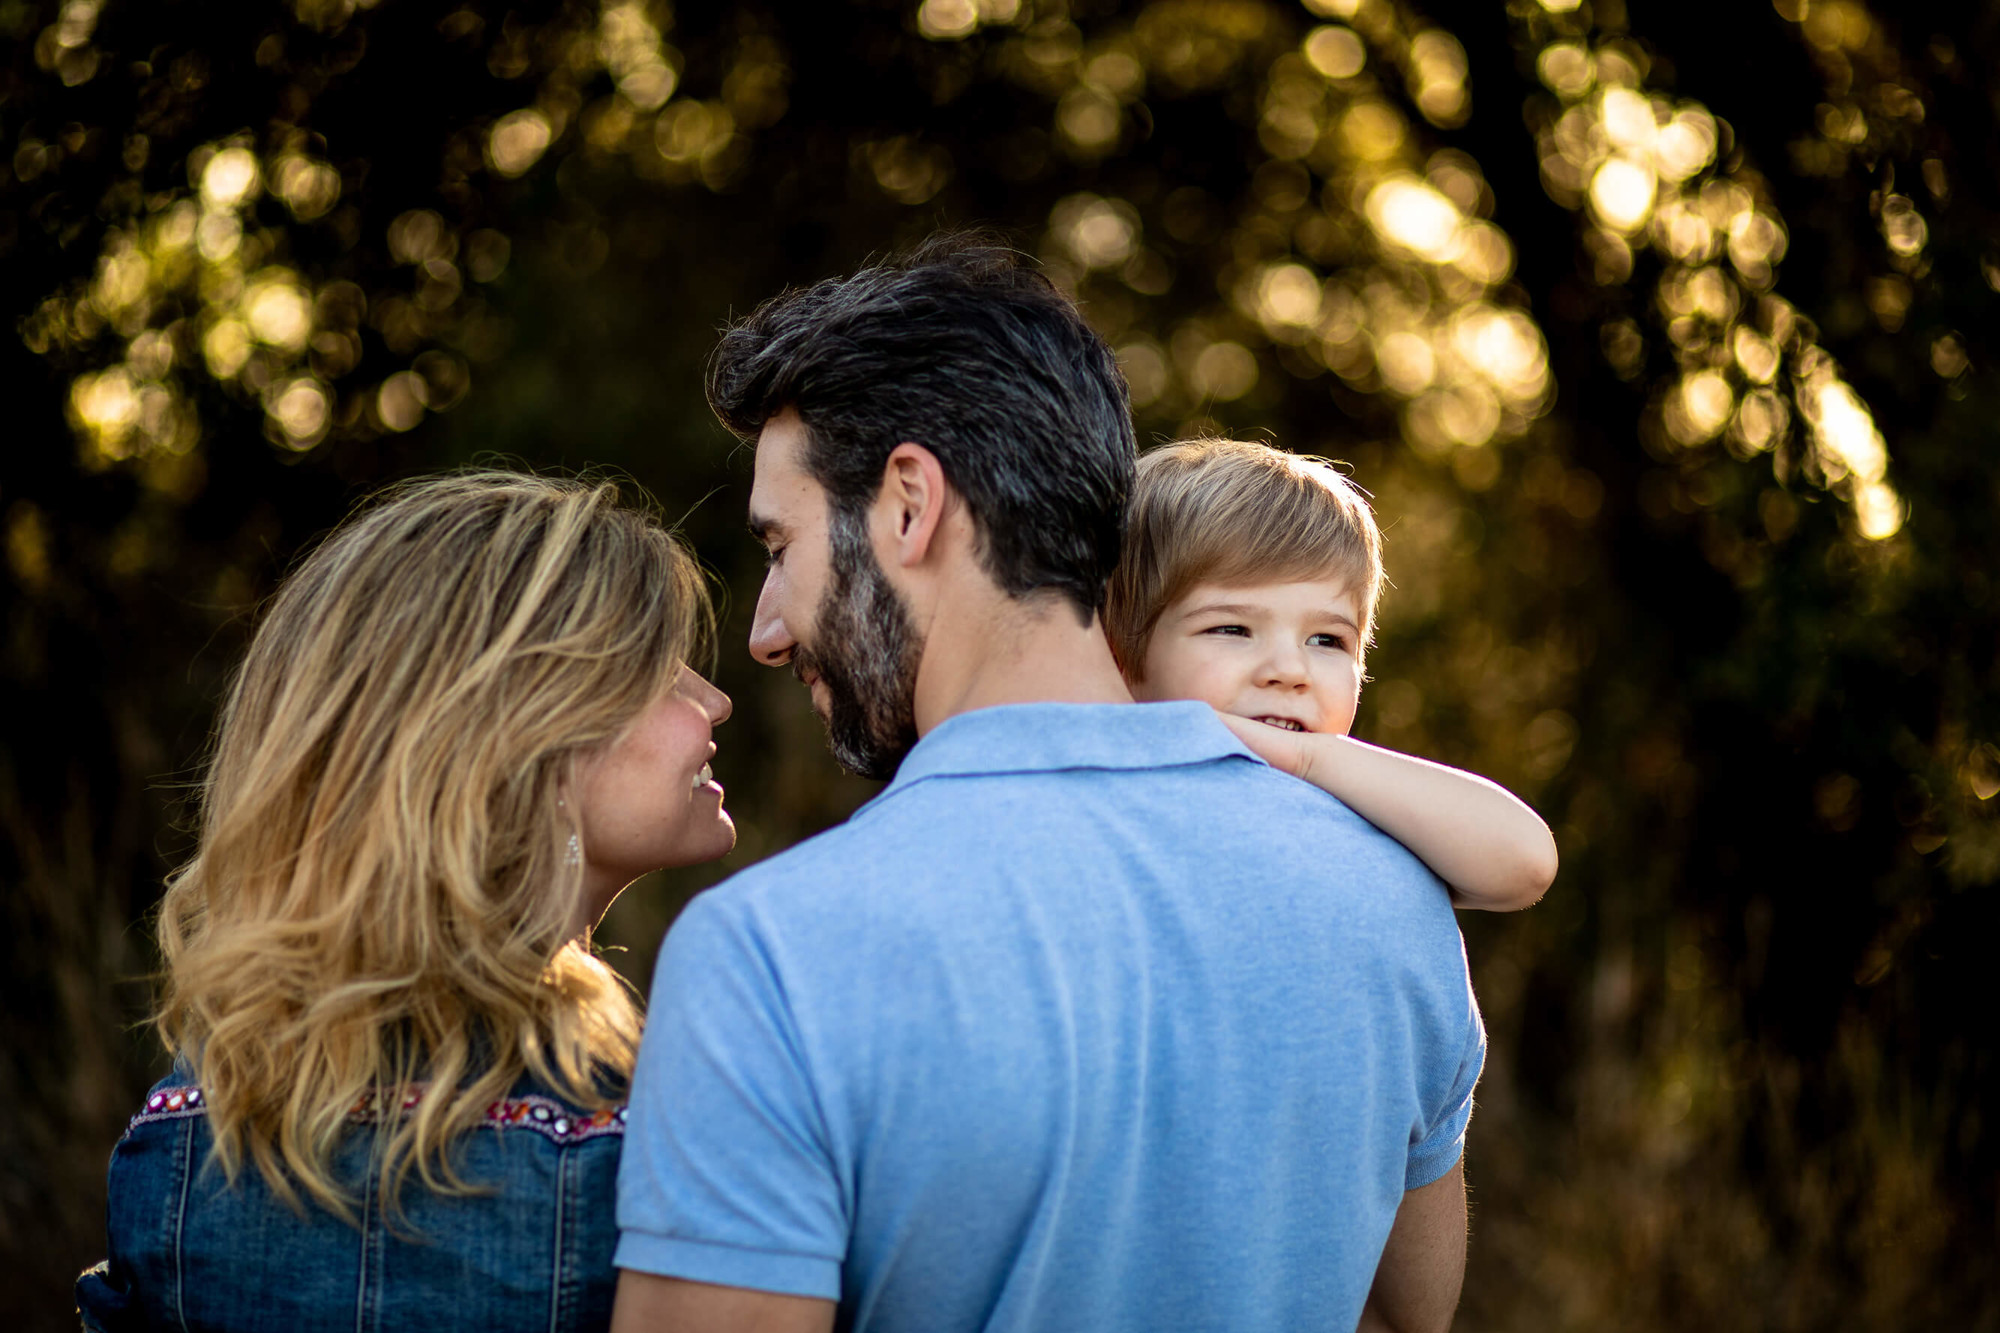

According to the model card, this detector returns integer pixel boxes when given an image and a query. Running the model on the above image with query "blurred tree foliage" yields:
[2,0,1995,1324]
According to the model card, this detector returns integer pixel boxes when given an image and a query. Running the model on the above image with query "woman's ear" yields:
[873,442,952,568]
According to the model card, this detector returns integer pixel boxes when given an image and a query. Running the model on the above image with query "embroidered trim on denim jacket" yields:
[126,1085,627,1146]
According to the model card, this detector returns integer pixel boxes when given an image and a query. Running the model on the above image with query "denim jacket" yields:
[77,1070,626,1333]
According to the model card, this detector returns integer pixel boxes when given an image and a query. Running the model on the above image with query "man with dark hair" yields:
[611,238,1483,1333]
[703,233,1136,780]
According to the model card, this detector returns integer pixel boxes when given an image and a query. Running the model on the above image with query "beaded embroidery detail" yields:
[126,1085,627,1146]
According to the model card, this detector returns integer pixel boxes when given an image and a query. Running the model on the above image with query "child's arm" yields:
[1219,714,1557,911]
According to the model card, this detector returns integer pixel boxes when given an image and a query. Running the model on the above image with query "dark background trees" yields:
[2,0,1993,1324]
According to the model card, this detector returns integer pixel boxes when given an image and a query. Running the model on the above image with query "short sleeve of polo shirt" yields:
[1405,982,1487,1190]
[614,891,847,1299]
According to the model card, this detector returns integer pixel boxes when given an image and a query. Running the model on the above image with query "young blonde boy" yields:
[1108,438,1555,909]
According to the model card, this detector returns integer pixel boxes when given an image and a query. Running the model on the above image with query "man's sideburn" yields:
[793,505,924,781]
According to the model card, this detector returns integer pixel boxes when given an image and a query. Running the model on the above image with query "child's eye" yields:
[1307,632,1352,652]
[1199,624,1250,637]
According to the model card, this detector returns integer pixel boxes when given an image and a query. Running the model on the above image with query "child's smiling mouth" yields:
[1251,715,1311,732]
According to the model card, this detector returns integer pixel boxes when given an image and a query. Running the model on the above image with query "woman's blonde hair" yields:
[1105,438,1384,679]
[155,470,711,1219]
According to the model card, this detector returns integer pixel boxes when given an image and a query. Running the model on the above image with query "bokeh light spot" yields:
[267,377,330,450]
[244,275,312,351]
[488,109,553,177]
[1589,156,1655,232]
[1052,193,1139,268]
[1191,341,1258,401]
[1671,370,1734,443]
[1375,331,1436,395]
[917,0,979,41]
[1365,176,1463,263]
[376,372,428,431]
[199,147,261,210]
[1303,26,1364,80]
[1257,263,1322,327]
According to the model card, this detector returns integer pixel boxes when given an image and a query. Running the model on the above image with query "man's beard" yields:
[792,507,923,781]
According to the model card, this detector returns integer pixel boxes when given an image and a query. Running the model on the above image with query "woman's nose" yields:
[692,671,733,726]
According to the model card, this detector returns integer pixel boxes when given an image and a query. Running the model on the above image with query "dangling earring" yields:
[566,832,582,866]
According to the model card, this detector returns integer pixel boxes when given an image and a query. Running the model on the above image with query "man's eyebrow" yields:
[746,513,787,545]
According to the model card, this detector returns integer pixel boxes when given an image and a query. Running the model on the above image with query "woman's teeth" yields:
[693,763,713,789]
[1256,717,1306,732]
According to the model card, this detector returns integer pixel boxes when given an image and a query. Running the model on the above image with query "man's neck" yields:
[911,586,1132,735]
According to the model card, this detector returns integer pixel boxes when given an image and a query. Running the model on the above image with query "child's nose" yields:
[1258,644,1311,688]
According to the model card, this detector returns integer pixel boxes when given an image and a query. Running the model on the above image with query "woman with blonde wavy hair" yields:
[77,471,735,1332]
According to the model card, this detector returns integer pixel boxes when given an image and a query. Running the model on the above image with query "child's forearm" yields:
[1221,716,1557,910]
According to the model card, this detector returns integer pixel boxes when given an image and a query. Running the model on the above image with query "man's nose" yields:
[747,574,795,668]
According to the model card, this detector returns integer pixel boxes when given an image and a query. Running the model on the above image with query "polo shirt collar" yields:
[884,701,1259,791]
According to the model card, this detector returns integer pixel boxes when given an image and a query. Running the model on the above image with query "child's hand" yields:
[1221,707,1557,910]
[1218,712,1326,783]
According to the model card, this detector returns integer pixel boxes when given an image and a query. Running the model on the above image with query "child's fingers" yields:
[1218,712,1308,776]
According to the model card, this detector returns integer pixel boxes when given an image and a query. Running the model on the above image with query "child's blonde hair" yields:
[1105,438,1383,679]
[155,470,710,1220]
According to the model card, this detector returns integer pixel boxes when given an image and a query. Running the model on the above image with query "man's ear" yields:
[873,442,952,569]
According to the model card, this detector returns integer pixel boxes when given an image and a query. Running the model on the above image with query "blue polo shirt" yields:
[616,701,1484,1331]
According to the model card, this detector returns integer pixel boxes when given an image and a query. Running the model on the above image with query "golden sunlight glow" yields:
[268,377,331,449]
[387,210,448,264]
[488,109,554,177]
[199,148,261,211]
[1060,85,1123,152]
[202,319,252,379]
[195,209,243,262]
[1528,18,1906,541]
[1116,340,1168,408]
[271,153,341,221]
[1365,176,1463,263]
[1589,156,1655,233]
[1191,341,1258,401]
[1852,481,1904,541]
[1654,111,1717,181]
[598,0,679,109]
[376,372,427,432]
[1537,42,1593,99]
[1732,389,1785,452]
[1408,31,1468,127]
[1303,25,1364,80]
[917,0,1016,41]
[1802,376,1887,486]
[865,136,952,205]
[70,366,142,454]
[918,0,978,40]
[1600,88,1656,153]
[91,239,150,318]
[1732,326,1779,384]
[1053,194,1139,269]
[1340,102,1406,161]
[244,275,312,350]
[1257,263,1322,327]
[1453,306,1548,399]
[1375,331,1436,395]
[1878,194,1927,259]
[1670,370,1734,443]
